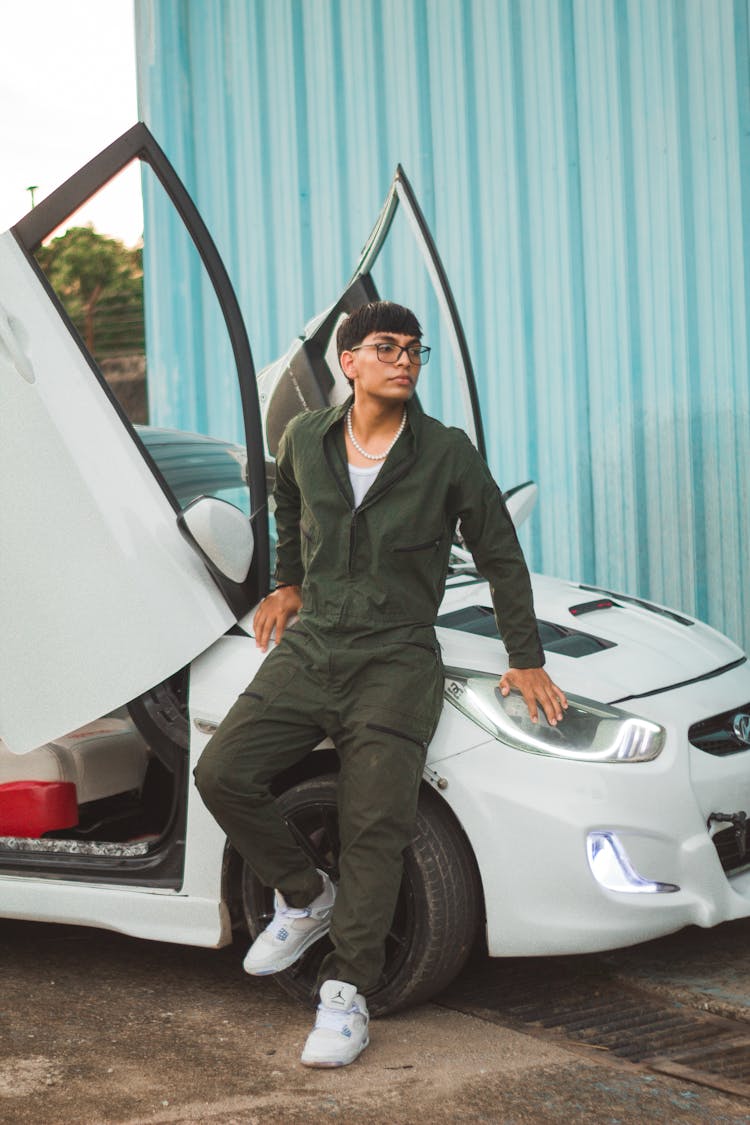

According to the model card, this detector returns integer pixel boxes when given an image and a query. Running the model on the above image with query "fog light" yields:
[587,831,679,894]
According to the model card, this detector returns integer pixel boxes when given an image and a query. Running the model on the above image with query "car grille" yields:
[712,825,750,874]
[689,703,750,756]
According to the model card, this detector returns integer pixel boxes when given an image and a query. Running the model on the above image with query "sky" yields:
[0,0,142,246]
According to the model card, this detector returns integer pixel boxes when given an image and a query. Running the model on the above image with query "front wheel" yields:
[241,774,482,1016]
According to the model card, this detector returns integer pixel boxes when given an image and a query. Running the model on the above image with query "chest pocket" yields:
[391,535,443,554]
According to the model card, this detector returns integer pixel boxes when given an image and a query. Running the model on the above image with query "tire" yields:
[241,774,482,1016]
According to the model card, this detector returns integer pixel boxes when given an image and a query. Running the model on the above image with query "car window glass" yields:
[33,165,148,425]
[135,427,250,517]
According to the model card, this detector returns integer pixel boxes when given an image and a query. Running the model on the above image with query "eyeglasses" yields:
[350,342,431,365]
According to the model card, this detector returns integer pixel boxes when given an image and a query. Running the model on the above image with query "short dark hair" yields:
[336,301,422,357]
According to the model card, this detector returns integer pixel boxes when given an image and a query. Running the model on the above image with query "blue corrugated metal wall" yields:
[135,0,750,651]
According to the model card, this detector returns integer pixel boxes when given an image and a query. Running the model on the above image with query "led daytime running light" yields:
[587,831,679,893]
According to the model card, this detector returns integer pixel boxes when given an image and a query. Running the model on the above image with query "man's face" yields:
[340,331,423,403]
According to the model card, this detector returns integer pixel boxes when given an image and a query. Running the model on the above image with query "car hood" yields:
[436,572,745,704]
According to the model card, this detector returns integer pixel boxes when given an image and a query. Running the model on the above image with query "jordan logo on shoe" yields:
[330,988,347,1007]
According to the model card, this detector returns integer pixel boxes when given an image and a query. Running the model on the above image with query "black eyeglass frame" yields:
[349,342,431,365]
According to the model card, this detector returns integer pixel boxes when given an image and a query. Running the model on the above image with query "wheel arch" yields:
[414,778,487,949]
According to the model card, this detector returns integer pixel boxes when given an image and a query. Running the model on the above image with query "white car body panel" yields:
[0,232,237,755]
[0,874,228,947]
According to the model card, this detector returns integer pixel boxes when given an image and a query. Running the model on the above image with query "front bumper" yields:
[433,660,750,956]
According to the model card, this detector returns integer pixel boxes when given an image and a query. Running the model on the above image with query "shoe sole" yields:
[300,1036,370,1068]
[243,918,332,976]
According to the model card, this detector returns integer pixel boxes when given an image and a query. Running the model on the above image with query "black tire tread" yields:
[243,775,482,1016]
[390,788,482,1011]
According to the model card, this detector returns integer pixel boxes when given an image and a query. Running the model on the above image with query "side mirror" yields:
[178,496,254,583]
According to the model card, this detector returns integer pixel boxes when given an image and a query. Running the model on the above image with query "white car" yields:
[2,126,749,1016]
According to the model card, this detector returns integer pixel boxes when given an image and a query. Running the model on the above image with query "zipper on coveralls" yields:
[346,458,416,575]
[323,429,416,578]
[348,508,358,576]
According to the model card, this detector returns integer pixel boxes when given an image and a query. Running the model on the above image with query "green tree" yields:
[36,225,144,357]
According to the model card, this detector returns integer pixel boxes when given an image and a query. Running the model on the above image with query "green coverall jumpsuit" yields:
[194,395,544,994]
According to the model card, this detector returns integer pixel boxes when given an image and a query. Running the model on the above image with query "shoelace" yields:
[266,896,310,938]
[314,1005,361,1032]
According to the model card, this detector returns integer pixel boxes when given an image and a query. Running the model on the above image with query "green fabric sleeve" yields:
[273,423,305,587]
[451,438,544,669]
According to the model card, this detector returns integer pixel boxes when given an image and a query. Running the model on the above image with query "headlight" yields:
[444,669,665,763]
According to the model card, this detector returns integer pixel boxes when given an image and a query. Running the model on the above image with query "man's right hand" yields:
[253,585,303,652]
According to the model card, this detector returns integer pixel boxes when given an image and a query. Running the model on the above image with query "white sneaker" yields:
[243,869,336,976]
[300,980,370,1068]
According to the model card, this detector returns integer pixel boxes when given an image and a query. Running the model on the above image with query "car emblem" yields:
[732,712,750,745]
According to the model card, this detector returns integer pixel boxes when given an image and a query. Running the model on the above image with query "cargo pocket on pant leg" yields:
[365,722,428,751]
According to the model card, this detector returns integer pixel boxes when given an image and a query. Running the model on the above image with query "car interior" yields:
[0,703,178,857]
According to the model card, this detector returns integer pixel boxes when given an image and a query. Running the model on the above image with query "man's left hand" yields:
[499,667,568,726]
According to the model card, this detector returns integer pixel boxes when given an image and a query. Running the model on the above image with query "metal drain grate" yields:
[439,958,750,1099]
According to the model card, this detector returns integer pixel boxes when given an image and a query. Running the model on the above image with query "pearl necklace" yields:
[346,406,407,461]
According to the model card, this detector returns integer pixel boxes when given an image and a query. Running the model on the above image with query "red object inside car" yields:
[0,781,78,838]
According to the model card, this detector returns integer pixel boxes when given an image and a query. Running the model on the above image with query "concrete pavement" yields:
[1,918,749,1124]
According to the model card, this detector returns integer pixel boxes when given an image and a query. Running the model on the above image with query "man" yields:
[195,301,567,1068]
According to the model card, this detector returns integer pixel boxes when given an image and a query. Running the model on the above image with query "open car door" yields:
[0,125,269,754]
[258,165,486,463]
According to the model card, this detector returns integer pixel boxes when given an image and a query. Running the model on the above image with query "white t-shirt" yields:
[348,462,382,507]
